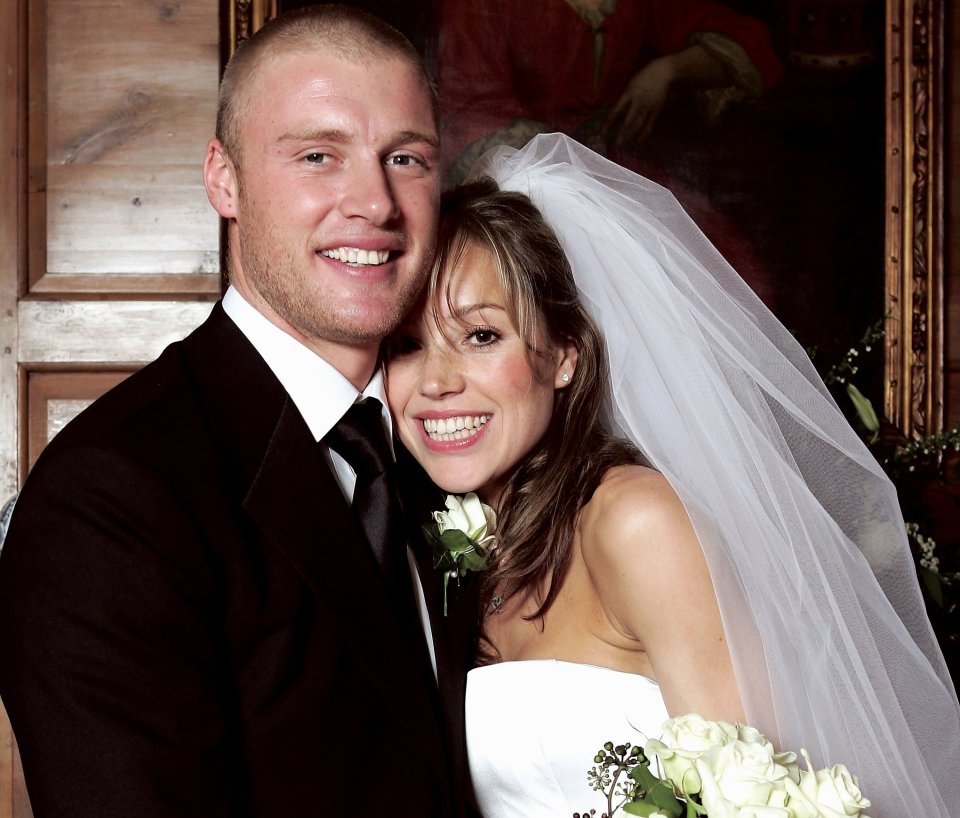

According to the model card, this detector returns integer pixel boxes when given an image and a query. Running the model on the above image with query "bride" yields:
[384,133,960,818]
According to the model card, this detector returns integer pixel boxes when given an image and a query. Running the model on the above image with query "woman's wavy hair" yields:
[428,179,641,652]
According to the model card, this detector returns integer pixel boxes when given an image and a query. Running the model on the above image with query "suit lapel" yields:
[245,403,448,780]
[397,446,479,798]
[183,306,449,786]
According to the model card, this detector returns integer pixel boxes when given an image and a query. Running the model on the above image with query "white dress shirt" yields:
[222,286,437,677]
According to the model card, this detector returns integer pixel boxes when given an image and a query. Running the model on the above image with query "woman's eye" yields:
[466,327,501,347]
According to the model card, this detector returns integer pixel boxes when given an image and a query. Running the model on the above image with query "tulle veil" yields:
[469,133,960,818]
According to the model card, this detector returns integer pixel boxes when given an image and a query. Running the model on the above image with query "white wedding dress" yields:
[466,660,669,818]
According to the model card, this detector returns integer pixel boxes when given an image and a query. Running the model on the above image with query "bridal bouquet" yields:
[423,492,496,615]
[583,714,871,818]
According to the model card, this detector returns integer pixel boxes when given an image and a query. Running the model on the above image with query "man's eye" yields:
[386,153,421,167]
[305,153,330,164]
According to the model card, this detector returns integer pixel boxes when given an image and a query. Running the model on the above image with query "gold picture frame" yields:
[884,0,944,438]
[226,0,947,439]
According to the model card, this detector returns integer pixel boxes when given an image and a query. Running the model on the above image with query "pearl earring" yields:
[561,373,570,382]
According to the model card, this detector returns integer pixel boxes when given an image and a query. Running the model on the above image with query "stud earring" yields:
[561,373,570,382]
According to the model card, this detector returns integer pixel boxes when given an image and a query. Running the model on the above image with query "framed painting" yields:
[225,0,946,439]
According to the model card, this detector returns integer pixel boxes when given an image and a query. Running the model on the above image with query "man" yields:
[0,7,475,816]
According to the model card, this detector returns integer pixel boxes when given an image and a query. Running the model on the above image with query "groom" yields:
[0,6,476,816]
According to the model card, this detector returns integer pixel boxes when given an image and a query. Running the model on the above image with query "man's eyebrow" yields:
[276,129,439,150]
[278,128,352,145]
[392,130,441,150]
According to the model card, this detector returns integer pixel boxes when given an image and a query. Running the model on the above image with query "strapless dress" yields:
[466,659,669,818]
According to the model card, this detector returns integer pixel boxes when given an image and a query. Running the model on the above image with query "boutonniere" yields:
[423,492,496,616]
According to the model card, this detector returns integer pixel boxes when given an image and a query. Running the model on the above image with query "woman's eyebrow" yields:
[450,302,508,319]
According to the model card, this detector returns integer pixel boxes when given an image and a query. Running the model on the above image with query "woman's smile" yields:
[386,240,573,503]
[420,413,492,447]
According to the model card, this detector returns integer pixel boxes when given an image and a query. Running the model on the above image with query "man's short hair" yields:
[216,4,438,167]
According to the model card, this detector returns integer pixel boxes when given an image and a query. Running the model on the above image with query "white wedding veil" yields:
[470,133,960,818]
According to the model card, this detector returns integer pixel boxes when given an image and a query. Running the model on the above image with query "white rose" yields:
[695,740,791,810]
[695,753,790,818]
[792,750,871,817]
[433,493,496,545]
[645,714,738,796]
[784,776,839,818]
[737,725,799,782]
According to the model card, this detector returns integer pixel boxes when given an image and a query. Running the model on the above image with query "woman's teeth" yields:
[320,247,390,266]
[423,415,489,441]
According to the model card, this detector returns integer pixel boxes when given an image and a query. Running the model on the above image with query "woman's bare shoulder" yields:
[579,467,744,721]
[578,464,704,604]
[580,465,692,554]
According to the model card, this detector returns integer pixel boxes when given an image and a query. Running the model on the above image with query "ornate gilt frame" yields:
[227,0,947,439]
[227,0,276,46]
[885,0,944,439]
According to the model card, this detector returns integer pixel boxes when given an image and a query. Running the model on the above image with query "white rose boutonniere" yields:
[423,493,496,615]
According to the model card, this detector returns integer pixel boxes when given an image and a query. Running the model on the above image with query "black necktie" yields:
[326,399,414,614]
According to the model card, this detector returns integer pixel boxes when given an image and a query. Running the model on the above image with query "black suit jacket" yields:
[0,304,478,817]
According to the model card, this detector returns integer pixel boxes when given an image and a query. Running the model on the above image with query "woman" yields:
[385,134,959,817]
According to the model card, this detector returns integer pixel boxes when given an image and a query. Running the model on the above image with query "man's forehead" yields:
[245,49,434,120]
[255,47,426,92]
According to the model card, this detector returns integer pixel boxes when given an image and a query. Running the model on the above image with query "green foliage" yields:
[580,741,693,818]
[811,320,960,680]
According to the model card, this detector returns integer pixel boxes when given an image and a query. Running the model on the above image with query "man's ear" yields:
[554,340,578,389]
[203,139,238,219]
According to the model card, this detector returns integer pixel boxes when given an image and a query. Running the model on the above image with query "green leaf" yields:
[432,549,457,572]
[920,566,944,607]
[459,548,487,572]
[628,762,661,790]
[649,781,684,815]
[422,523,442,548]
[623,802,666,817]
[846,383,880,437]
[439,529,475,552]
[622,793,684,818]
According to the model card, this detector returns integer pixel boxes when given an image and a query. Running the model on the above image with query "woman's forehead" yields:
[441,241,504,307]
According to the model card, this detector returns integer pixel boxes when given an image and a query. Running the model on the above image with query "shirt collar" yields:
[222,286,394,446]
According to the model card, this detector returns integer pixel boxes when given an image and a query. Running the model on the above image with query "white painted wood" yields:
[18,300,214,363]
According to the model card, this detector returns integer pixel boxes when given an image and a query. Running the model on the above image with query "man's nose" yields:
[339,159,400,225]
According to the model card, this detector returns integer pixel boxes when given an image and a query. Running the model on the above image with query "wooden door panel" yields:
[27,0,220,297]
[25,369,138,474]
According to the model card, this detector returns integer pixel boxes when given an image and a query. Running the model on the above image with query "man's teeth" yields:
[423,415,489,441]
[320,247,390,266]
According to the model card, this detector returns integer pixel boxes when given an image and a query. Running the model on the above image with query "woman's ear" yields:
[554,340,578,389]
[203,139,239,219]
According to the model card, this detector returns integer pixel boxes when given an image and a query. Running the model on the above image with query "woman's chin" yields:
[432,475,483,496]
